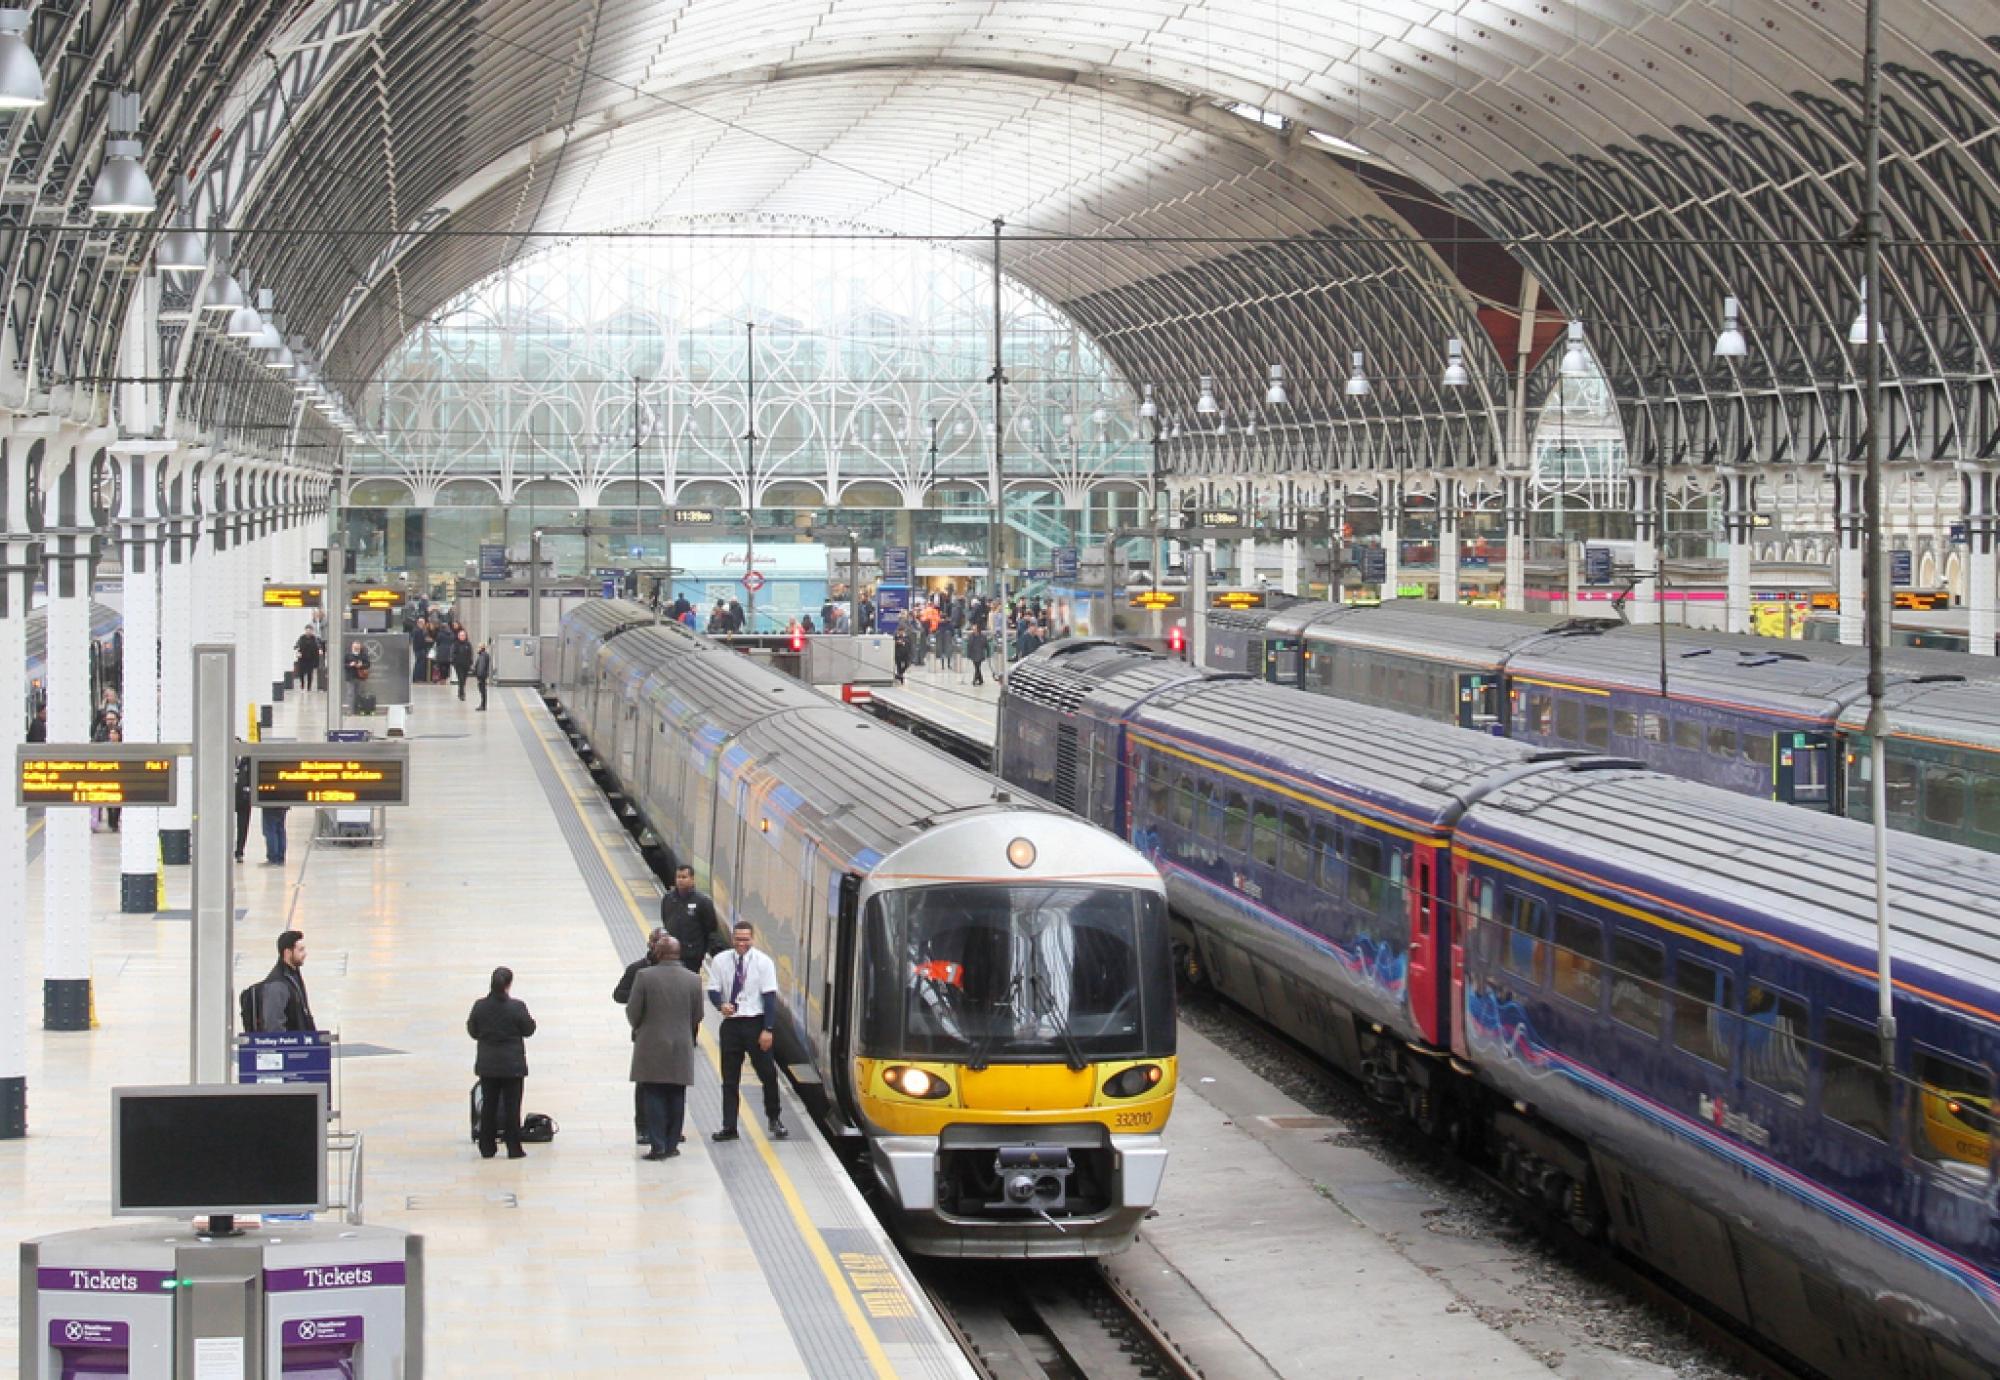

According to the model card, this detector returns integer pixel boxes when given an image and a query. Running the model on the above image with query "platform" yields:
[2,682,971,1379]
[847,656,999,765]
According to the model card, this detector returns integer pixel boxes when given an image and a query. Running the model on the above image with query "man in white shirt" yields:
[706,921,788,1142]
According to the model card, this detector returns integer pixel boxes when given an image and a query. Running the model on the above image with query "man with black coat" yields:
[452,629,474,700]
[256,930,316,1032]
[294,625,323,691]
[660,865,721,974]
[233,755,254,862]
[613,928,668,1143]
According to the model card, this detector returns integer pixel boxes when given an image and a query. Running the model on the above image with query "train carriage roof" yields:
[1508,626,1886,718]
[1836,679,2000,751]
[1302,601,1600,668]
[1458,769,2000,1016]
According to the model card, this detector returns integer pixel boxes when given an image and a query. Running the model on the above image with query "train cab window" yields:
[1529,694,1554,736]
[1551,910,1604,1009]
[1609,934,1666,1036]
[1743,982,1809,1105]
[1707,726,1738,758]
[1671,956,1734,1067]
[1672,719,1703,752]
[1912,1049,1994,1185]
[1220,792,1251,852]
[1281,811,1313,881]
[1923,766,1968,829]
[1641,712,1667,744]
[1583,704,1611,749]
[1973,776,2000,840]
[1251,803,1281,867]
[1347,834,1385,912]
[1500,894,1548,985]
[1555,699,1582,743]
[1884,757,1920,823]
[1314,824,1343,891]
[1820,1012,1891,1142]
[1612,710,1639,740]
[1169,775,1197,831]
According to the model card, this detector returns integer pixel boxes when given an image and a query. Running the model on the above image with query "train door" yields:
[1775,730,1835,809]
[1404,844,1448,1047]
[829,873,863,1123]
[1457,672,1503,733]
[1262,638,1300,685]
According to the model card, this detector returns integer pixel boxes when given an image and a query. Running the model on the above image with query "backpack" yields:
[521,1113,559,1143]
[239,982,266,1033]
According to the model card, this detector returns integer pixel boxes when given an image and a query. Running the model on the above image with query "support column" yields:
[1960,462,1997,656]
[1237,534,1256,588]
[228,465,258,724]
[1721,467,1757,636]
[1380,478,1401,600]
[41,442,96,1030]
[1328,488,1346,605]
[117,449,165,911]
[1437,478,1461,606]
[1504,473,1529,613]
[1631,467,1661,627]
[158,456,198,863]
[1835,465,1866,645]
[1280,536,1299,596]
[0,438,35,1133]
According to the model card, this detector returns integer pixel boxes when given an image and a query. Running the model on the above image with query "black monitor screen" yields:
[115,1088,325,1214]
[352,608,391,633]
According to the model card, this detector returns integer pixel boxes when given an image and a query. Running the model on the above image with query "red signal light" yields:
[789,626,805,653]
[1168,624,1186,658]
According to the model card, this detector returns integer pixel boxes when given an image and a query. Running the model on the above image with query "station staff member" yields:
[706,921,788,1142]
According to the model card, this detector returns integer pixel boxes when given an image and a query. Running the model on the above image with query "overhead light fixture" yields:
[1713,296,1748,359]
[1265,363,1288,407]
[1196,375,1217,415]
[1344,351,1370,397]
[1442,338,1469,388]
[1560,319,1591,377]
[1168,418,1183,439]
[1213,412,1227,436]
[202,233,243,313]
[1848,277,1873,347]
[0,8,45,111]
[265,342,294,372]
[225,283,264,340]
[155,177,206,275]
[1139,383,1156,420]
[1243,419,1257,438]
[251,290,284,352]
[90,91,156,217]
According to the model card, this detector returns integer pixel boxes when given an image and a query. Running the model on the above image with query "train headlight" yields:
[1102,1064,1164,1098]
[882,1065,951,1099]
[1006,837,1036,869]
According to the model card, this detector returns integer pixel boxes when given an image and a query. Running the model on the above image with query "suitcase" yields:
[469,1082,482,1142]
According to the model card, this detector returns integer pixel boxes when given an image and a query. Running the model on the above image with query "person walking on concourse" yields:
[707,921,787,1142]
[472,641,492,710]
[468,966,537,1159]
[614,928,667,1144]
[255,930,316,1032]
[660,864,720,973]
[452,629,474,700]
[628,934,705,1160]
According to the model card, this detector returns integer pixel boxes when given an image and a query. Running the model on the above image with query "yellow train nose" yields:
[955,1064,1097,1113]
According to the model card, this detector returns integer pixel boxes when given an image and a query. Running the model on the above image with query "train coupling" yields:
[989,1144,1074,1216]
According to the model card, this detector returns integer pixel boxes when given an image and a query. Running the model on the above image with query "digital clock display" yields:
[253,752,408,806]
[262,585,324,609]
[1129,590,1184,611]
[17,748,176,807]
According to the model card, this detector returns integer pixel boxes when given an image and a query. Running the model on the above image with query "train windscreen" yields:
[860,886,1173,1063]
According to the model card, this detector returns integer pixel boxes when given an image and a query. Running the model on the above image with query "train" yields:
[1202,598,2000,854]
[549,600,1177,1258]
[23,600,123,728]
[999,638,2000,1378]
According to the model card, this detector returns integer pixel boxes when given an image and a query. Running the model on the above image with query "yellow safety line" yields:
[514,691,901,1380]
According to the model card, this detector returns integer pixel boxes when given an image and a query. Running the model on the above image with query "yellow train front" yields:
[847,816,1176,1258]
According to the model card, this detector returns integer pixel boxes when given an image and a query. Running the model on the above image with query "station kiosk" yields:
[18,1085,422,1378]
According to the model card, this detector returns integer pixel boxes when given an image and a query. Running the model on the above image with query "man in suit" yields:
[627,934,705,1160]
[613,927,669,1144]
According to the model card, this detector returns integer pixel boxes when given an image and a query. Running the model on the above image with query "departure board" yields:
[348,587,402,611]
[17,746,177,807]
[1129,590,1184,611]
[262,584,325,609]
[252,749,409,806]
[1209,590,1267,610]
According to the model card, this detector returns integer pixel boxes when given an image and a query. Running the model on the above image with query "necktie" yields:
[728,956,749,1007]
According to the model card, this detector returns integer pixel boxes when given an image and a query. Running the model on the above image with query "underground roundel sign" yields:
[741,571,766,593]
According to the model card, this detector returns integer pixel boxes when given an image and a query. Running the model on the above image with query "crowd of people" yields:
[888,589,1069,686]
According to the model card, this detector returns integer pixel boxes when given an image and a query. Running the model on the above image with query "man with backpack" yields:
[241,930,316,1033]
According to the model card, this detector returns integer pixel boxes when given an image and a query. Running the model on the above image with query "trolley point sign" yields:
[16,744,183,807]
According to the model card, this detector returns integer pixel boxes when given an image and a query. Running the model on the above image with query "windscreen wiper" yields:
[1028,955,1087,1072]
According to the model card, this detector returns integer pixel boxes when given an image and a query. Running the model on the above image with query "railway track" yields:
[918,1260,1202,1380]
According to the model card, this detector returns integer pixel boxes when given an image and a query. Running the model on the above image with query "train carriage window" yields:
[1583,704,1611,749]
[1145,763,1169,821]
[1555,699,1582,743]
[1820,1012,1891,1142]
[1671,956,1734,1067]
[1912,1049,1994,1185]
[1501,894,1548,985]
[1530,694,1554,736]
[1251,802,1281,867]
[1973,776,2000,840]
[1673,719,1703,752]
[1193,781,1220,839]
[1281,811,1313,880]
[1740,733,1772,770]
[1347,834,1385,912]
[1743,982,1809,1105]
[1609,934,1667,1035]
[1551,911,1604,1009]
[1612,710,1639,740]
[1884,757,1920,823]
[1169,774,1197,830]
[1314,824,1343,891]
[1641,712,1667,743]
[1707,726,1738,758]
[1386,849,1410,915]
[1923,765,1968,829]
[1220,792,1251,851]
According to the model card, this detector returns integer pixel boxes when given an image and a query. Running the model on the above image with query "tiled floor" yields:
[3,678,960,1377]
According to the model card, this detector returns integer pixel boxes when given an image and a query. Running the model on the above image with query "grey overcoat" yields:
[627,962,704,1085]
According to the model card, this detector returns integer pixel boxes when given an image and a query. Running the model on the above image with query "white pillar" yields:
[1436,479,1460,606]
[1835,467,1865,645]
[1380,480,1401,600]
[1280,536,1299,596]
[1504,474,1528,613]
[0,441,32,1132]
[1961,463,1997,656]
[41,445,94,1030]
[1237,535,1256,588]
[117,451,164,911]
[1631,468,1660,626]
[1722,467,1756,637]
[158,458,198,863]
